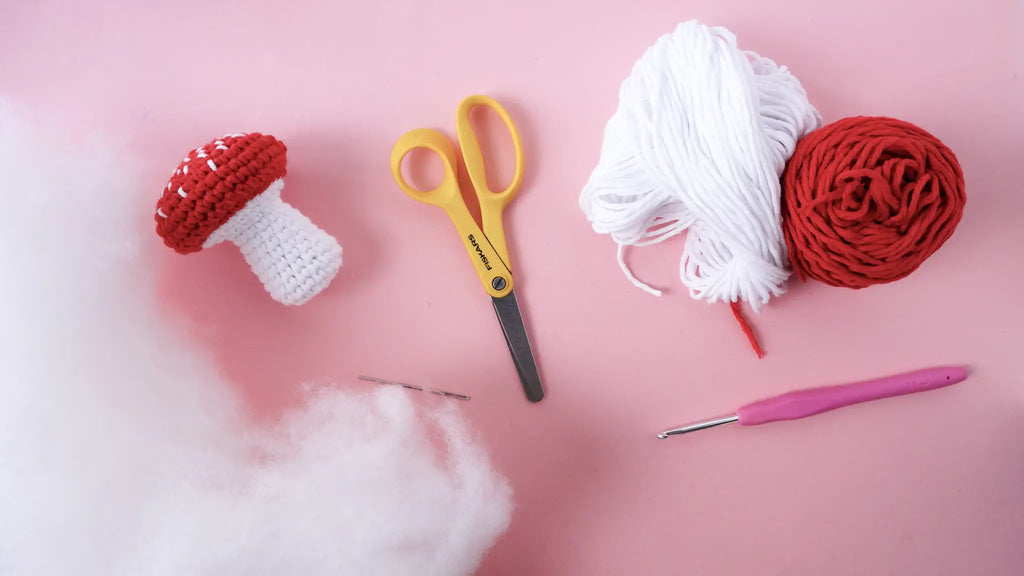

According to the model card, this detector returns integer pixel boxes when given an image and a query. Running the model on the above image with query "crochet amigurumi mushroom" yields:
[155,133,342,305]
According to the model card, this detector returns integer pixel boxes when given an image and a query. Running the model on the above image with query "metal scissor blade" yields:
[491,290,544,402]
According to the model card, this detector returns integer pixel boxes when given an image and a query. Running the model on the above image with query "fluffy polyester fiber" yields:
[0,99,512,576]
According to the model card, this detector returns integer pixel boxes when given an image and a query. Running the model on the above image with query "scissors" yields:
[389,95,544,403]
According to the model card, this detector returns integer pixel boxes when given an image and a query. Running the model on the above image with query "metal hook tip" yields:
[657,414,739,439]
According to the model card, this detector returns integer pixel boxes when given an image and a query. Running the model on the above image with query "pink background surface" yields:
[3,1,1023,574]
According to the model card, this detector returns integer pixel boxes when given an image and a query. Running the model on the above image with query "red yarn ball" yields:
[781,117,965,289]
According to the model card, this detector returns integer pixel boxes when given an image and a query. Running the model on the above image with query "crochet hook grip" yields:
[737,366,967,426]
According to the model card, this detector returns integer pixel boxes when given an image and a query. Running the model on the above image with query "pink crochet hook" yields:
[657,366,967,439]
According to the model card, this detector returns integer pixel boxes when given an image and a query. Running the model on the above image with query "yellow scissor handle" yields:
[390,128,460,207]
[390,127,513,299]
[456,95,524,268]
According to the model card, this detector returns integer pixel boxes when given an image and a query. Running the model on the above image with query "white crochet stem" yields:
[579,21,821,312]
[204,179,342,305]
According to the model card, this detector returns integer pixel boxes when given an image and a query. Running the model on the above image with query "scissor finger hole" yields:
[468,105,517,193]
[400,147,447,192]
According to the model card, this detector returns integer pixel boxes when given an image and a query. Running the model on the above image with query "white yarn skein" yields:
[580,21,821,311]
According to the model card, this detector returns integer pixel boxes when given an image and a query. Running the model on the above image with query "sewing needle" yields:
[358,375,471,400]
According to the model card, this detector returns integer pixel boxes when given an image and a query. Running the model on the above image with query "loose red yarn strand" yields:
[730,301,765,359]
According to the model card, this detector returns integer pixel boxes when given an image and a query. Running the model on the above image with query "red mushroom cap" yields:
[156,133,287,254]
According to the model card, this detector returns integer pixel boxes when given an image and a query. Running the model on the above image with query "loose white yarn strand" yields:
[617,244,662,296]
[579,21,821,311]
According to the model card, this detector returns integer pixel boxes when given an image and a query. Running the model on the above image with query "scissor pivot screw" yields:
[492,277,507,291]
